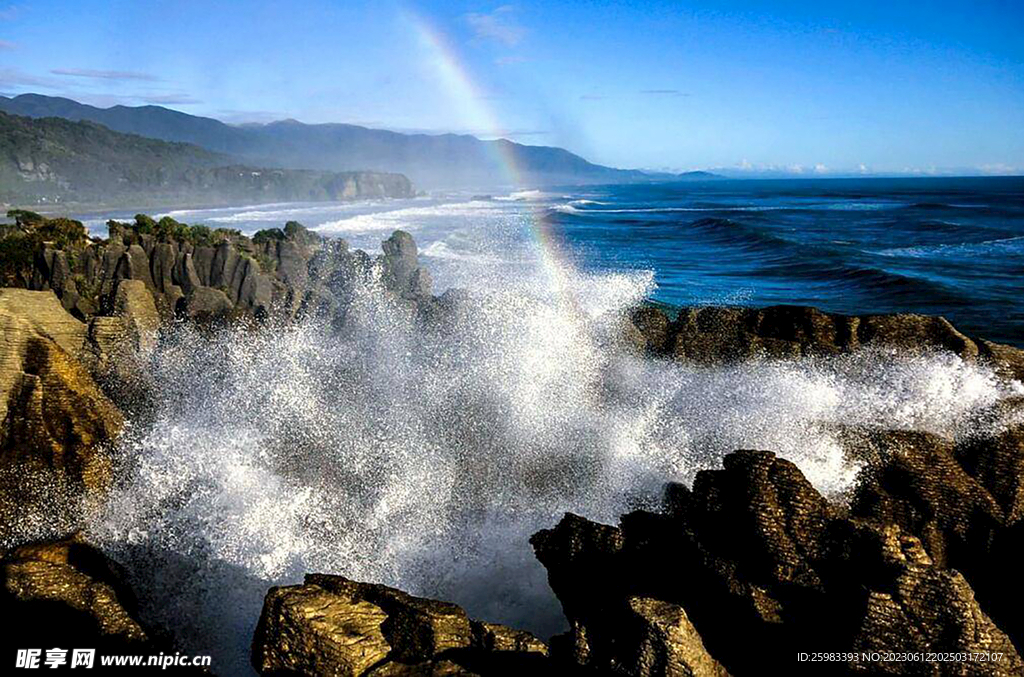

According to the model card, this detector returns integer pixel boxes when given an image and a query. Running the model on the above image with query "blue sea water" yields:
[551,177,1024,347]
[85,176,1024,346]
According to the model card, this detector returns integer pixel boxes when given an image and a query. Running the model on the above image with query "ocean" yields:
[87,175,1023,346]
[75,177,1024,674]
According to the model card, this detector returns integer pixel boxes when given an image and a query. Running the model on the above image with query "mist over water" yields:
[75,188,1024,675]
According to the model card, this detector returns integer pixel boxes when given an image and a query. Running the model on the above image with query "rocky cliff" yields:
[1,210,432,327]
[627,304,1024,381]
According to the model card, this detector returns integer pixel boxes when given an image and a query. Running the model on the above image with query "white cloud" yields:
[465,6,525,47]
[51,68,161,82]
[976,163,1021,176]
[141,93,202,105]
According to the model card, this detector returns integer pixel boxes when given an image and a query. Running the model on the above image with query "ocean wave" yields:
[420,240,508,264]
[494,189,550,201]
[550,202,898,215]
[200,202,390,224]
[316,200,498,235]
[874,235,1024,259]
[683,217,797,252]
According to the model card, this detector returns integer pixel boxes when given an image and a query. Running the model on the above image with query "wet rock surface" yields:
[252,575,549,677]
[0,289,123,544]
[531,449,1024,676]
[0,537,150,653]
[629,305,1024,381]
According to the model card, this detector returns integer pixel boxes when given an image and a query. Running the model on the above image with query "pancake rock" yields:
[0,289,124,544]
[2,211,434,329]
[252,575,548,677]
[0,537,150,654]
[629,305,1024,381]
[532,450,1023,677]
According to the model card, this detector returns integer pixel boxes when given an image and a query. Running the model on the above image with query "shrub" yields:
[0,233,35,286]
[6,209,45,227]
[36,217,87,248]
[188,224,214,247]
[253,228,286,244]
[156,216,190,242]
[133,214,157,234]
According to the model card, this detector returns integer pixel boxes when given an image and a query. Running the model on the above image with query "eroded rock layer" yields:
[252,575,549,677]
[531,449,1024,677]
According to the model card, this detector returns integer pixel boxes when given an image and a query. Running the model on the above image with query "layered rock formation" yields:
[250,429,1024,676]
[0,536,151,653]
[0,289,125,544]
[531,448,1024,676]
[5,209,1024,676]
[628,305,1024,381]
[4,211,434,328]
[252,575,548,677]
[0,212,436,548]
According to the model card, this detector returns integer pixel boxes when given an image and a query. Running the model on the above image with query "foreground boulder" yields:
[629,305,1024,380]
[532,450,1023,676]
[0,289,123,545]
[0,537,149,652]
[253,574,548,676]
[849,424,1024,654]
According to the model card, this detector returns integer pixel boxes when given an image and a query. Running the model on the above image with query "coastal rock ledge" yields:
[252,575,549,677]
[531,449,1024,677]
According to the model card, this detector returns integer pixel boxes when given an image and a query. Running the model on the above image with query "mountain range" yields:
[0,93,718,190]
[0,111,412,206]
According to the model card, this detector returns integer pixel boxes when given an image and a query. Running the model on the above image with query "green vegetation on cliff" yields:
[0,111,414,206]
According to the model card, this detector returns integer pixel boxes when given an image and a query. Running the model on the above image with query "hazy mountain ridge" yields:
[0,94,719,189]
[0,111,413,205]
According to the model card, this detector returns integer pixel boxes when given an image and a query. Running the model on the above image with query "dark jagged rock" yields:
[850,430,1004,570]
[253,574,549,677]
[531,450,1024,676]
[380,230,433,301]
[846,425,1024,655]
[620,597,729,677]
[956,423,1024,526]
[179,286,235,324]
[628,305,1024,380]
[0,537,149,652]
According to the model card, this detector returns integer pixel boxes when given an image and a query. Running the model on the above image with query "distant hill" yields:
[0,94,719,189]
[0,111,412,206]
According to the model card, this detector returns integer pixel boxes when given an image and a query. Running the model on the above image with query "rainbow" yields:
[400,7,583,314]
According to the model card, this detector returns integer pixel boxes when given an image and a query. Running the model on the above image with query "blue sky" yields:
[1,0,1022,175]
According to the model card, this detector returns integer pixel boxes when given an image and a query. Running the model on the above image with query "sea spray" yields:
[83,253,1020,675]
